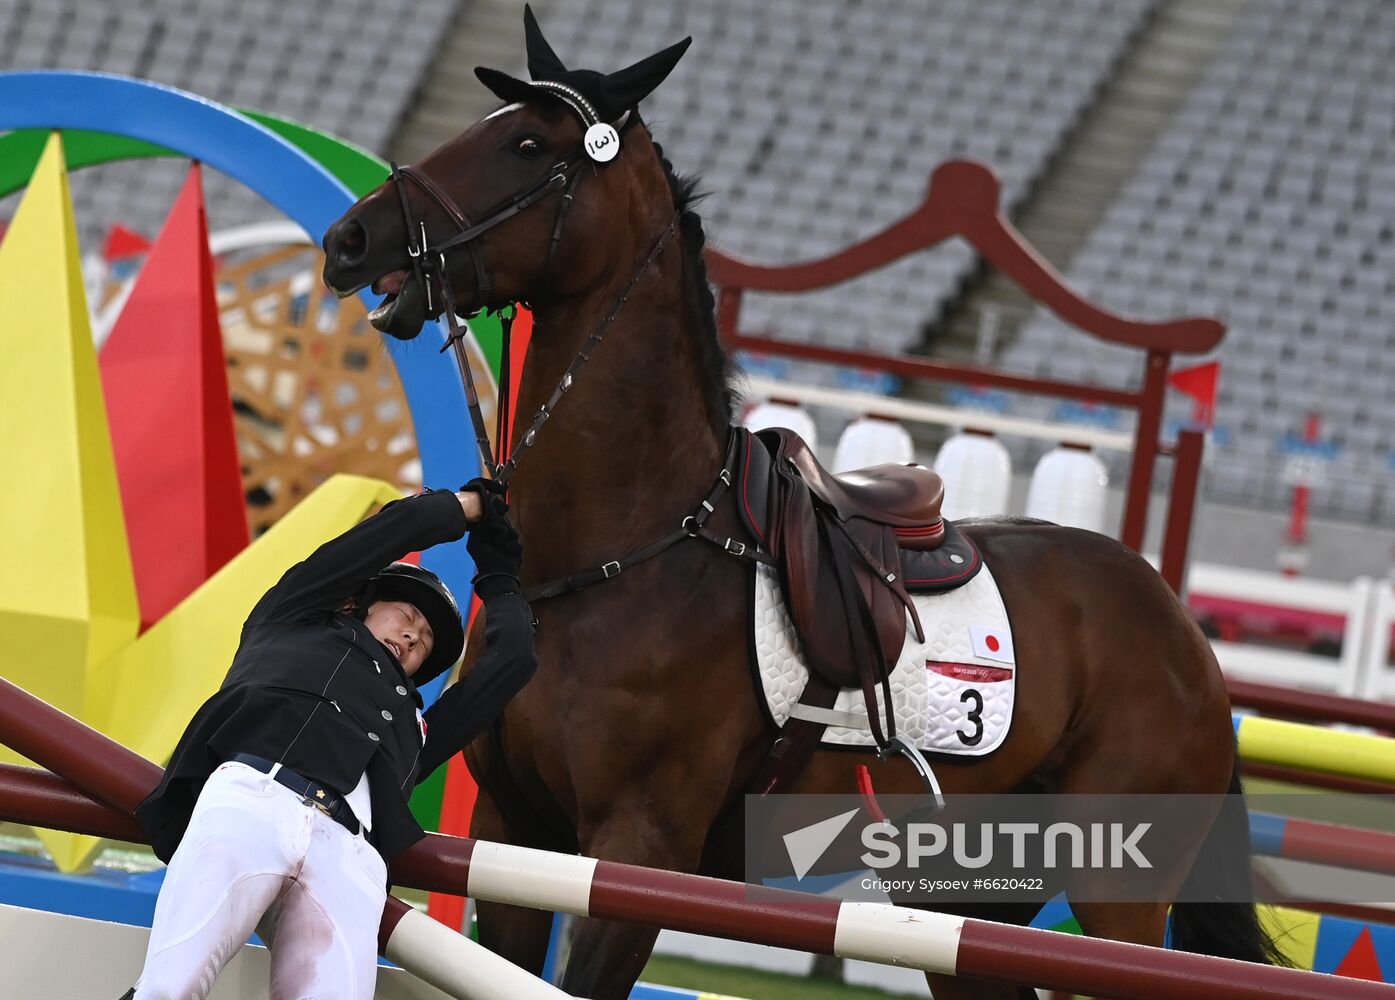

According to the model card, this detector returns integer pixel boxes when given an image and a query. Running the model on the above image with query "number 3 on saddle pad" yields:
[752,563,1017,757]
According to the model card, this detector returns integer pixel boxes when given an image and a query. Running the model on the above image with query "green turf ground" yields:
[640,955,914,999]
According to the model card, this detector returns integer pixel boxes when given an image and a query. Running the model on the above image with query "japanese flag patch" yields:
[968,624,1015,665]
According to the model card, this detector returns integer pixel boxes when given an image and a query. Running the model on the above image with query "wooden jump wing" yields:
[704,158,1224,356]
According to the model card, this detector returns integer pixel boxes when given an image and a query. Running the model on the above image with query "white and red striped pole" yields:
[389,839,1389,1000]
[0,677,1387,1000]
[379,896,576,1000]
[0,770,1386,1000]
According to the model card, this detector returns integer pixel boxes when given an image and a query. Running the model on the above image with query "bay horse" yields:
[321,12,1280,998]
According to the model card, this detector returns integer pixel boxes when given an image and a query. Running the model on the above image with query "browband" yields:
[529,80,600,127]
[527,79,633,135]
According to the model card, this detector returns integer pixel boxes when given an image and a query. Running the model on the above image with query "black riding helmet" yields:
[364,562,465,685]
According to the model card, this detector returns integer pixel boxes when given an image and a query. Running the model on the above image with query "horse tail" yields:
[1169,757,1290,965]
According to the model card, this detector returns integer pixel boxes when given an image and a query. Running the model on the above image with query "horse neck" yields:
[508,242,728,572]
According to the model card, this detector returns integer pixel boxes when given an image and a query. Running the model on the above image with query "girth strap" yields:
[750,674,840,797]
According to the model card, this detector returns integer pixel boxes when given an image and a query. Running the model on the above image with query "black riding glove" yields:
[463,479,523,600]
[460,475,506,498]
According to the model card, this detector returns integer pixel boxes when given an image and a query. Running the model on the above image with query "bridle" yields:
[384,84,754,608]
[392,79,616,310]
[386,84,675,487]
[390,157,583,313]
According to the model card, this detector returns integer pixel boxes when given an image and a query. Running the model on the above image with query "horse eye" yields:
[516,137,542,158]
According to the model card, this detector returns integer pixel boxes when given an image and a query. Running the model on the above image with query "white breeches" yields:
[133,761,388,1000]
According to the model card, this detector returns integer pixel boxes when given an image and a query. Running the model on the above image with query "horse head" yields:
[321,4,691,339]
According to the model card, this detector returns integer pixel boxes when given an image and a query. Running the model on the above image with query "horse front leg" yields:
[469,781,561,978]
[558,802,714,999]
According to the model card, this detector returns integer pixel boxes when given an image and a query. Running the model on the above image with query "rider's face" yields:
[364,600,434,676]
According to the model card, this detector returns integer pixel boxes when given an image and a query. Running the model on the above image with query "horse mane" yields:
[648,132,738,428]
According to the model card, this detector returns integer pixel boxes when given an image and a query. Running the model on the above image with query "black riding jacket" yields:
[135,489,536,863]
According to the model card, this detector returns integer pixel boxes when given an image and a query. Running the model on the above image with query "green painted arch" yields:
[0,109,388,198]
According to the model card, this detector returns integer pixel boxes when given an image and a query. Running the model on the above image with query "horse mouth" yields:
[366,269,428,338]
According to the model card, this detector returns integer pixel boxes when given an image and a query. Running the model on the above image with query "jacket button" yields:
[381,709,393,721]
[395,685,408,696]
[368,732,380,742]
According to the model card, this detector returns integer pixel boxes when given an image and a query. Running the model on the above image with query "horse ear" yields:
[602,37,692,113]
[523,4,569,79]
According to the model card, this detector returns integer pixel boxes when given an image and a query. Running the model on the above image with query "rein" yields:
[387,104,650,486]
[389,155,588,482]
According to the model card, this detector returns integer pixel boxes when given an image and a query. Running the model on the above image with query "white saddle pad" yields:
[753,562,1016,756]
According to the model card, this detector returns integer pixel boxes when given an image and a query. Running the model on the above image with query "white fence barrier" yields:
[1361,581,1395,702]
[1185,563,1383,698]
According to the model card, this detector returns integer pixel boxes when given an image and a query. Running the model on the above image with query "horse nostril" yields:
[331,218,370,268]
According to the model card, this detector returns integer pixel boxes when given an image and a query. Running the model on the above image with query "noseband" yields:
[385,91,675,485]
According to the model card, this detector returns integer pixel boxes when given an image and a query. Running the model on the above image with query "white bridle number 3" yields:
[584,123,620,163]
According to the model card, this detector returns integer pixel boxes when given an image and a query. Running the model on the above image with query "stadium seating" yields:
[1,0,1155,344]
[531,0,1159,360]
[1006,0,1395,519]
[5,0,1389,523]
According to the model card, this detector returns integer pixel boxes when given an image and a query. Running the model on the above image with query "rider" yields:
[124,480,535,1000]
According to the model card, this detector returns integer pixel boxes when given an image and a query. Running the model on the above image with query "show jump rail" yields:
[0,678,1386,1000]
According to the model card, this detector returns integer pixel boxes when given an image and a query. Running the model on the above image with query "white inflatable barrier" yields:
[743,399,818,450]
[832,414,914,472]
[1024,444,1109,533]
[934,430,1012,519]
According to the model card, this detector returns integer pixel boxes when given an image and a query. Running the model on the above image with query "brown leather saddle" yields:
[736,427,982,756]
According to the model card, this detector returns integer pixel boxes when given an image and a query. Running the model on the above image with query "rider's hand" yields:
[456,490,484,524]
[457,477,505,525]
[461,478,522,598]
